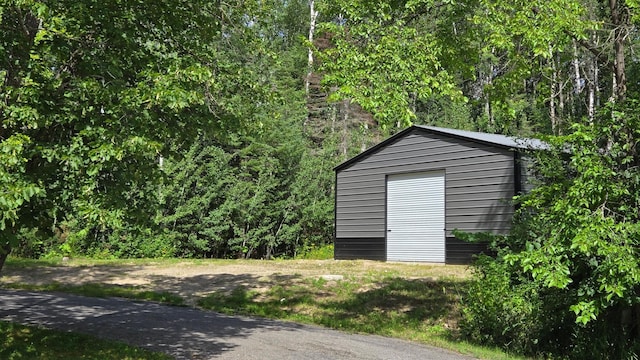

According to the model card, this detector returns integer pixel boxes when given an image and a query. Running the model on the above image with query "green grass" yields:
[198,275,460,333]
[1,257,524,359]
[197,275,525,359]
[3,257,64,269]
[4,283,185,306]
[295,244,334,260]
[0,321,171,360]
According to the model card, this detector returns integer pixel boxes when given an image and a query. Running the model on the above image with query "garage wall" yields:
[334,128,516,261]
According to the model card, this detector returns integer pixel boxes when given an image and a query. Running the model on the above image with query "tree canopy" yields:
[3,1,640,356]
[0,0,273,266]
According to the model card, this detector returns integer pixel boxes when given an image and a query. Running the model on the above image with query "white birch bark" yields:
[305,0,318,96]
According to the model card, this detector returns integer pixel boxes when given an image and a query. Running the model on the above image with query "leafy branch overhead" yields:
[317,0,466,128]
[316,0,635,131]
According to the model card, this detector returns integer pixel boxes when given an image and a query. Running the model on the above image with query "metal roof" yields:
[415,125,549,150]
[334,125,547,172]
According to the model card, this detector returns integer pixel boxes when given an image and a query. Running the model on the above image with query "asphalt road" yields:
[0,289,476,360]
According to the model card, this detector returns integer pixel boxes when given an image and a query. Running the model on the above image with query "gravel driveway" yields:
[0,289,476,360]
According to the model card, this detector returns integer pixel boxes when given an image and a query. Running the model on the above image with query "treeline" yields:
[19,118,337,260]
[3,0,640,357]
[6,0,344,260]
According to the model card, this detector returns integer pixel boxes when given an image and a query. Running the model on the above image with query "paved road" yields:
[0,289,476,360]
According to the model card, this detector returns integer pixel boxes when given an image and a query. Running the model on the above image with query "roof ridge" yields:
[414,125,546,150]
[334,125,547,172]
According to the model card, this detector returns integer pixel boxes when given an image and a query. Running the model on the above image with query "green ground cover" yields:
[0,321,171,360]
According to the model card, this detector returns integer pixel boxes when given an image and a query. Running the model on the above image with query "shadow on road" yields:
[0,288,305,359]
[0,263,478,360]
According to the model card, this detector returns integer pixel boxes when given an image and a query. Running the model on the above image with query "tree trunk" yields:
[572,41,582,96]
[305,0,318,97]
[341,99,350,158]
[0,243,12,274]
[485,60,494,128]
[586,32,598,124]
[304,0,319,131]
[610,0,627,100]
[588,74,595,124]
[558,79,565,134]
[550,53,558,134]
[361,123,368,152]
[570,41,581,120]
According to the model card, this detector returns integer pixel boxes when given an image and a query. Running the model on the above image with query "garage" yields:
[333,125,543,264]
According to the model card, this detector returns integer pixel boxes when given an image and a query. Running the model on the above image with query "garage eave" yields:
[333,125,546,172]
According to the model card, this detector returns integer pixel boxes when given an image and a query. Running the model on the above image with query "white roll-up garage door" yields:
[386,171,445,262]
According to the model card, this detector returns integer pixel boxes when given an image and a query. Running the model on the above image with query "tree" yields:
[314,0,640,136]
[462,102,640,357]
[0,0,270,271]
[154,0,331,259]
[478,0,640,315]
[459,1,640,356]
[156,97,313,259]
[316,0,468,129]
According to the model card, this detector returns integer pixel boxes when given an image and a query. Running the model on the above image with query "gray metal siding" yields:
[334,237,386,260]
[335,130,516,242]
[445,237,492,264]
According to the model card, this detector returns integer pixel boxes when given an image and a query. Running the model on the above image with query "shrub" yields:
[460,255,546,355]
[296,243,334,260]
[461,242,640,359]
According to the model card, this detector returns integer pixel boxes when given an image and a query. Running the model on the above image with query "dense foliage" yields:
[2,0,339,263]
[461,115,640,358]
[3,0,640,356]
[1,0,232,266]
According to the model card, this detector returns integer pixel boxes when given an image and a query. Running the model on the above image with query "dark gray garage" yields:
[333,125,543,264]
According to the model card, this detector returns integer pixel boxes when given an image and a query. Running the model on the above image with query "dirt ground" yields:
[0,259,470,306]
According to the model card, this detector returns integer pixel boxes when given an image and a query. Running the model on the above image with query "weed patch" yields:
[0,321,170,360]
[198,276,464,342]
[295,244,334,260]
